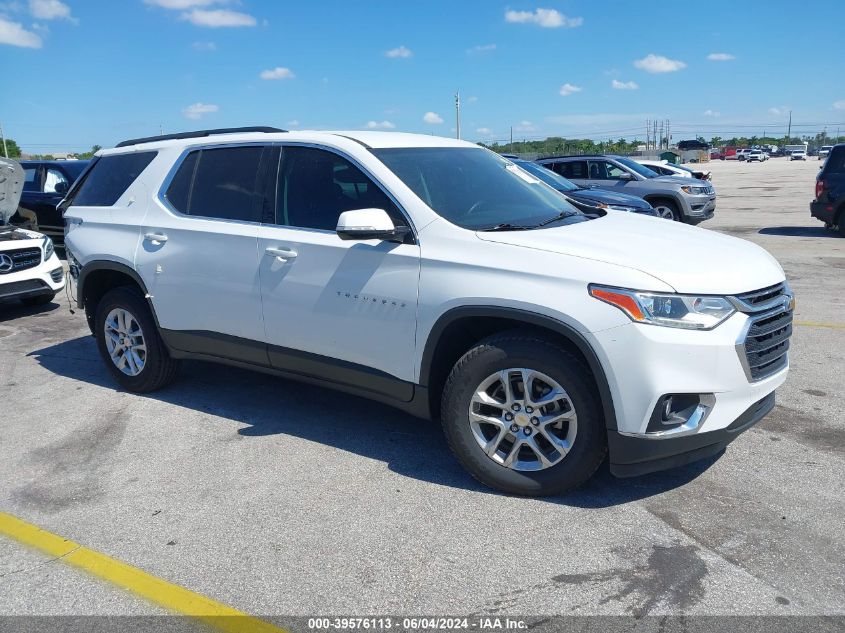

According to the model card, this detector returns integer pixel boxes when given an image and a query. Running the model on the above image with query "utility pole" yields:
[787,111,792,141]
[510,126,513,147]
[0,122,8,158]
[454,91,461,140]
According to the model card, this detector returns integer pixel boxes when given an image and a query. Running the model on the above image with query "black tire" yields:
[652,199,682,222]
[838,223,845,238]
[440,333,607,496]
[21,292,56,306]
[94,286,179,392]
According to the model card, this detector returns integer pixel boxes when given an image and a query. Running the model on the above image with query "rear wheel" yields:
[20,292,56,306]
[440,333,607,496]
[94,286,179,392]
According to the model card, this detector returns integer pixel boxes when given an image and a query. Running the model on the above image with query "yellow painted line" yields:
[794,320,845,330]
[0,512,288,633]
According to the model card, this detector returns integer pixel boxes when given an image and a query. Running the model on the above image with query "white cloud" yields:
[703,109,720,117]
[768,106,788,116]
[260,66,294,80]
[145,0,219,8]
[181,9,256,27]
[28,0,74,21]
[366,120,396,130]
[466,96,478,103]
[192,40,216,51]
[183,102,218,119]
[611,79,638,90]
[0,16,41,47]
[834,100,845,110]
[286,120,300,127]
[633,54,686,73]
[559,83,582,96]
[505,8,582,28]
[515,120,536,132]
[423,111,444,124]
[468,43,496,54]
[476,127,492,135]
[707,52,735,61]
[385,45,411,58]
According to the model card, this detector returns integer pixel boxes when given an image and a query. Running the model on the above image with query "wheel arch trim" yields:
[76,260,162,329]
[419,305,619,431]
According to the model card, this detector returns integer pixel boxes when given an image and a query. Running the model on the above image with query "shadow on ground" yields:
[29,335,720,508]
[759,226,838,238]
[0,300,60,322]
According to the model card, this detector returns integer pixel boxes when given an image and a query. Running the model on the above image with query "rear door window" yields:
[555,160,588,179]
[165,146,268,223]
[71,152,157,206]
[825,147,844,173]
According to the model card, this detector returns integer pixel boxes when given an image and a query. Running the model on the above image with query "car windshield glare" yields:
[373,147,582,230]
[615,157,659,178]
[512,160,579,191]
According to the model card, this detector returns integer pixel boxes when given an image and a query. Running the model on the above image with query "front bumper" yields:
[810,200,835,223]
[0,252,65,301]
[683,194,716,224]
[587,310,789,476]
[608,392,775,476]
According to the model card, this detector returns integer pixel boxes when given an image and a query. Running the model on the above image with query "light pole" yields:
[455,92,461,140]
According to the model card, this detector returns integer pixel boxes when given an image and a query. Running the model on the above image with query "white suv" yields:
[1,158,65,306]
[63,128,793,496]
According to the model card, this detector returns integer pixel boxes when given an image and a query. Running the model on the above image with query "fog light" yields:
[645,393,715,437]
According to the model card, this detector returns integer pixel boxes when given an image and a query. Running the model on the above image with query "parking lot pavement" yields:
[1,157,843,621]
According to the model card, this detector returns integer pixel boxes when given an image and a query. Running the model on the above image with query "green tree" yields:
[78,144,102,159]
[1,138,22,158]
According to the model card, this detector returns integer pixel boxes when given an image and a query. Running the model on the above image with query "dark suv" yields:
[811,144,845,236]
[11,160,90,240]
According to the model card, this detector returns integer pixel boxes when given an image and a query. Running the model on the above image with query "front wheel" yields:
[653,200,682,221]
[95,286,179,392]
[440,334,607,496]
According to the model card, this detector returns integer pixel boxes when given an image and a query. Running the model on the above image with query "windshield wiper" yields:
[479,223,537,232]
[537,211,580,227]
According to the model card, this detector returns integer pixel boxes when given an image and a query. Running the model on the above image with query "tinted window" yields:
[589,161,628,180]
[555,160,588,179]
[23,167,39,192]
[277,146,401,231]
[513,160,578,191]
[166,147,264,222]
[825,147,845,174]
[44,168,69,193]
[72,152,157,206]
[373,147,583,231]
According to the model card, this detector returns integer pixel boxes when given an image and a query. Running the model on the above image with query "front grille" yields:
[0,279,48,298]
[733,282,793,382]
[50,267,64,283]
[0,247,42,275]
[735,282,786,309]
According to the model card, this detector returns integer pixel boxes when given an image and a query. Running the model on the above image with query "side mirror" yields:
[54,181,70,195]
[617,172,634,181]
[336,208,410,242]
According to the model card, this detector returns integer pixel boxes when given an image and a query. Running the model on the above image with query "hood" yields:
[476,212,785,295]
[652,175,699,186]
[567,188,651,209]
[0,158,24,225]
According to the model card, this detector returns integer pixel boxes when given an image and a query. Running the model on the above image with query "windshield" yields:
[373,147,583,230]
[512,159,579,191]
[614,157,660,178]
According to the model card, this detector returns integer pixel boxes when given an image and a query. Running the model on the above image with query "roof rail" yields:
[115,126,287,148]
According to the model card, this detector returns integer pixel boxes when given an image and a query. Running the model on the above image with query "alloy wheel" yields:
[104,308,147,376]
[468,368,577,471]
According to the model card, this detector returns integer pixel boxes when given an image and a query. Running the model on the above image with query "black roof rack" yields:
[115,126,286,148]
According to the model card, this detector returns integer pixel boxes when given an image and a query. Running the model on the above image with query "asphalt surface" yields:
[0,157,843,621]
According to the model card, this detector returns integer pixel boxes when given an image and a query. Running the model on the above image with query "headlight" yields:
[681,185,709,195]
[42,236,54,259]
[596,203,638,213]
[589,285,736,330]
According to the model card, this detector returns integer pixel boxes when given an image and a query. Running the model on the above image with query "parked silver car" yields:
[536,155,715,223]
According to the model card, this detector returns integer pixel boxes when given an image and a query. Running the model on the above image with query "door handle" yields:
[265,246,298,261]
[144,232,168,245]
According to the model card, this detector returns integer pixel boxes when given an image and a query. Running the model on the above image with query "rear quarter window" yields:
[824,147,845,174]
[70,151,157,207]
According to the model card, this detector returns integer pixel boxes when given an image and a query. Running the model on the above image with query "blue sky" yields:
[2,0,844,153]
